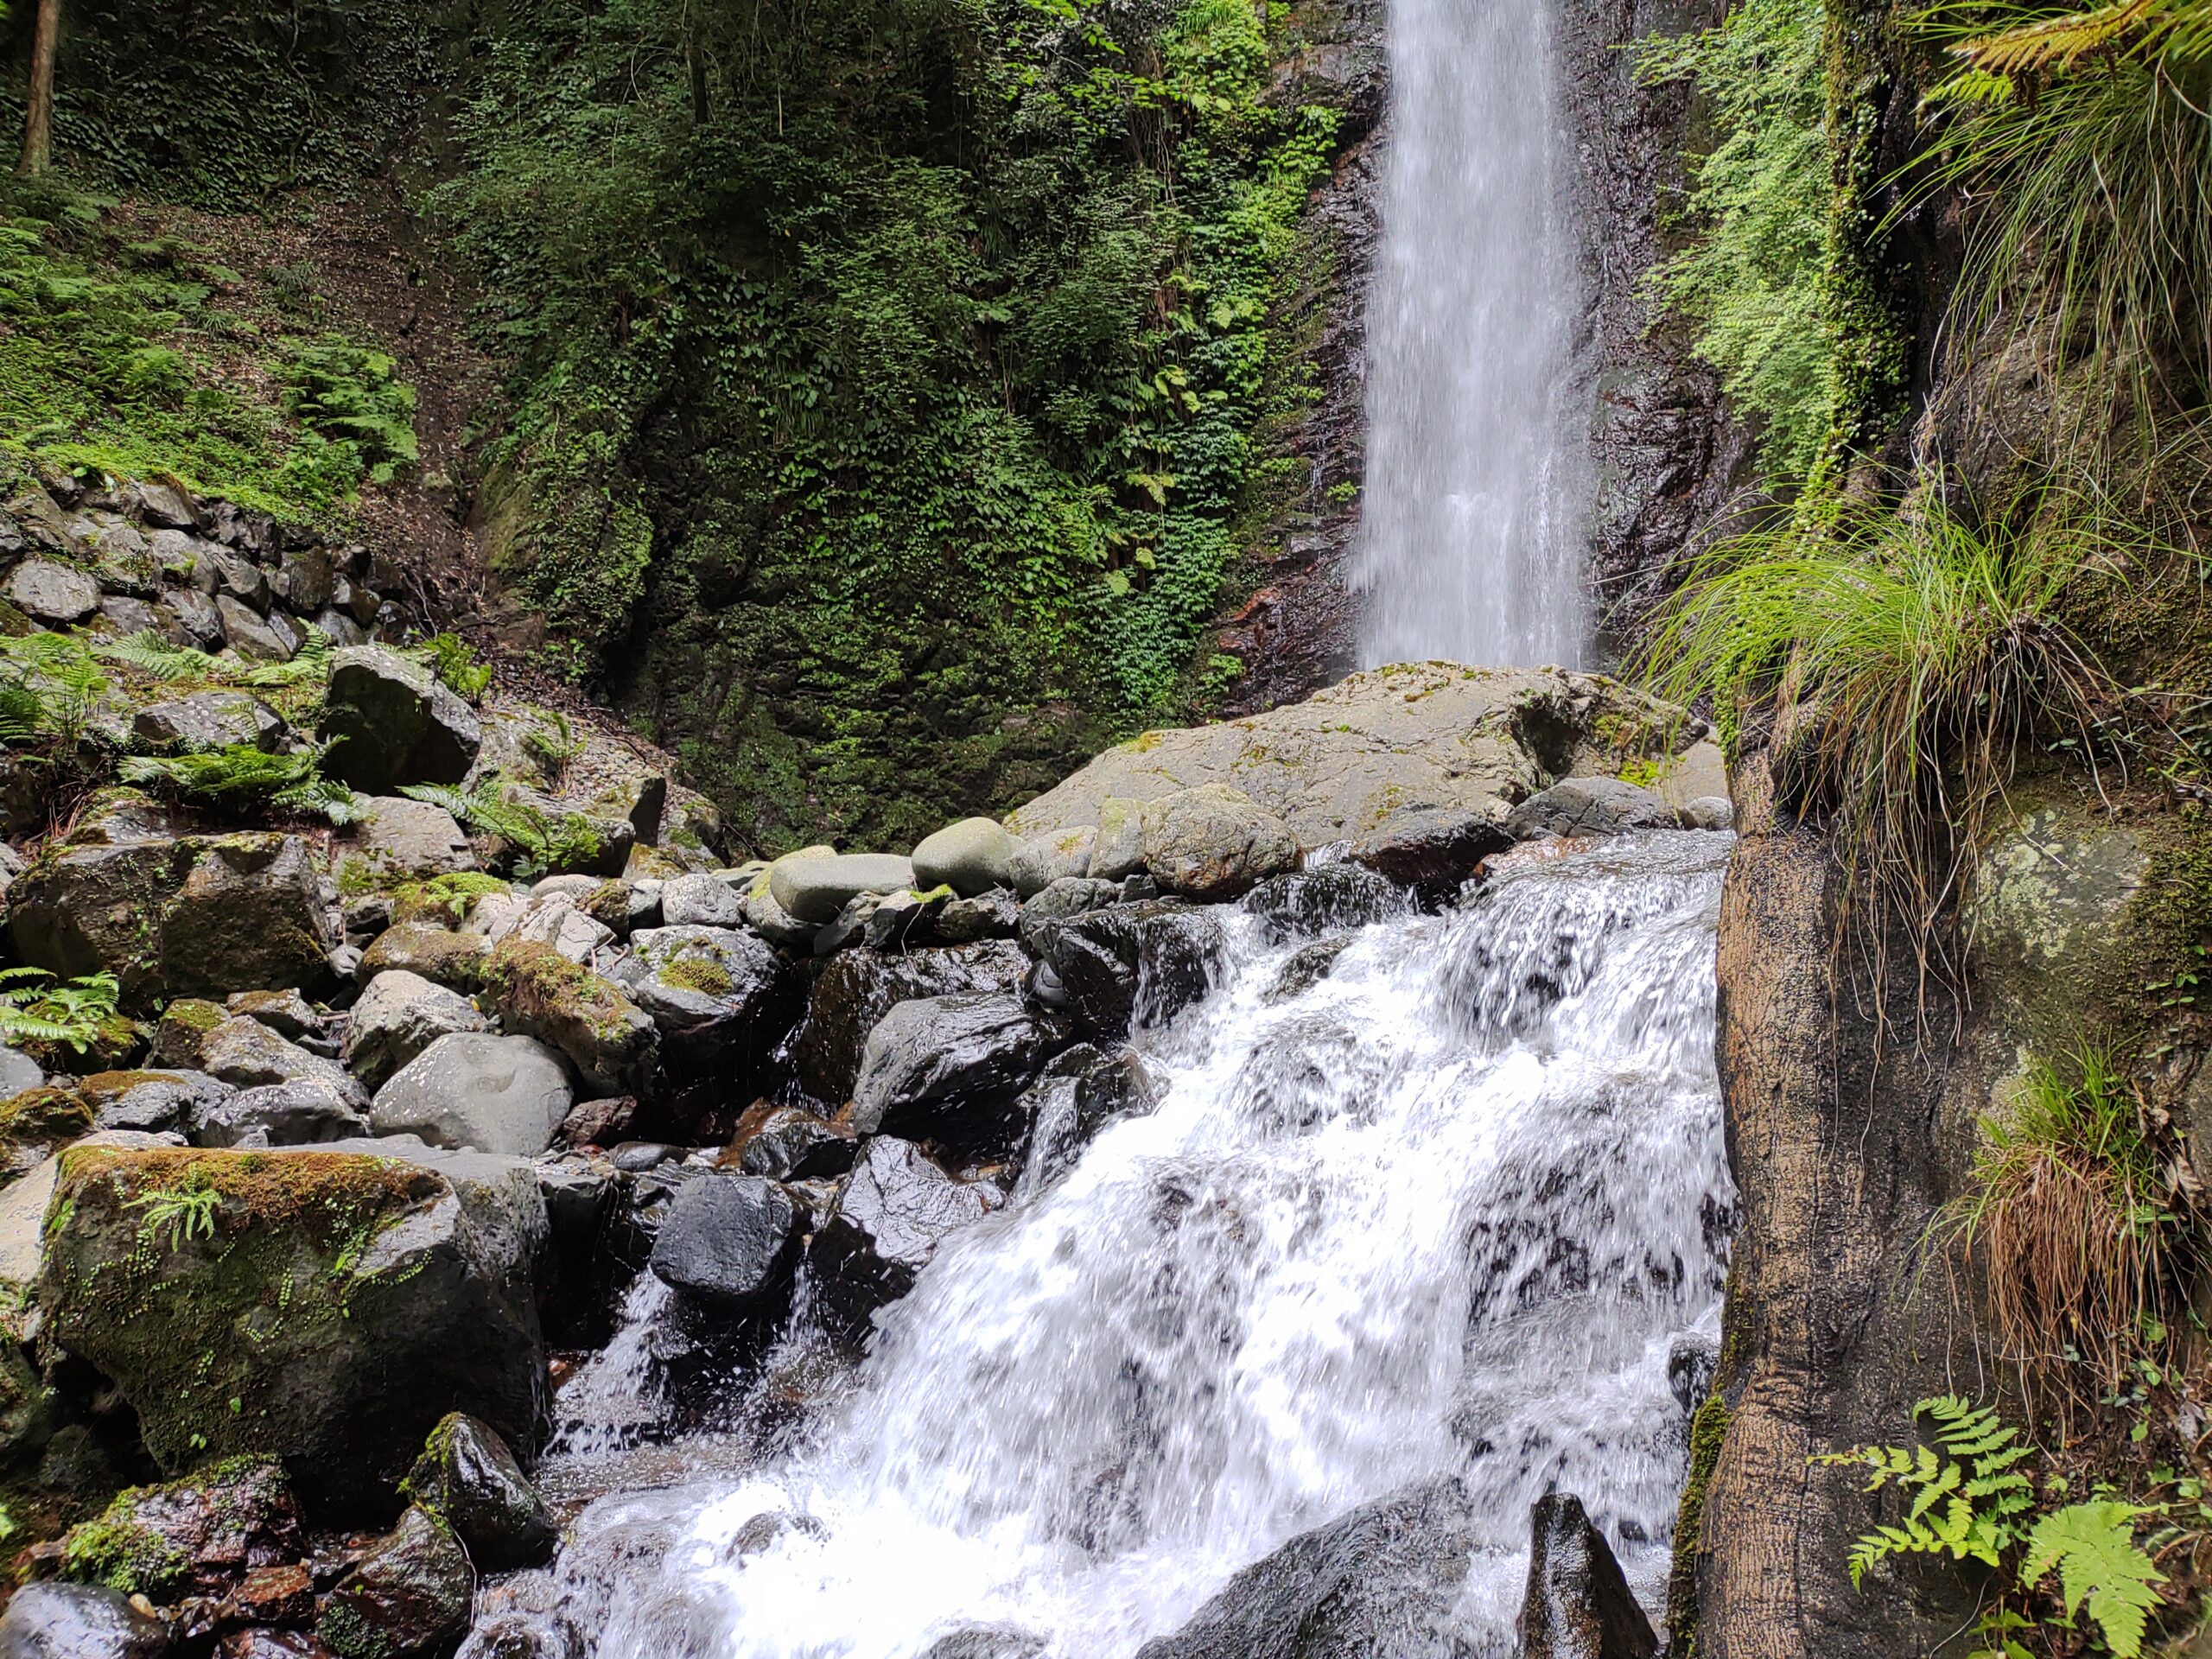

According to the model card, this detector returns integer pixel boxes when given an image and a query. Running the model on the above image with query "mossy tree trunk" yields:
[15,0,60,178]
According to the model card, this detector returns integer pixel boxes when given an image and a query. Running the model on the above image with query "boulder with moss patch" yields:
[399,1411,556,1570]
[612,925,797,1077]
[59,1456,304,1601]
[315,1503,474,1658]
[35,1142,549,1516]
[486,938,657,1097]
[358,924,492,993]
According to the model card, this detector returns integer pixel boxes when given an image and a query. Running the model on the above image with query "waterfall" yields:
[473,830,1734,1659]
[1353,0,1590,669]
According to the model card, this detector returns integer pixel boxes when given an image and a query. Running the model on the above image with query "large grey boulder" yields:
[1506,777,1679,841]
[659,871,745,929]
[4,558,99,625]
[79,1068,229,1134]
[0,1582,167,1657]
[346,968,489,1090]
[806,1137,1005,1346]
[132,690,284,753]
[352,795,479,880]
[370,1033,575,1156]
[612,925,795,1076]
[8,829,338,1008]
[1007,825,1096,897]
[216,594,296,660]
[187,1015,365,1108]
[793,940,1031,1104]
[1517,1492,1658,1659]
[321,645,483,792]
[1133,1479,1477,1659]
[769,852,917,925]
[850,993,1060,1142]
[912,817,1020,896]
[159,586,224,650]
[1347,805,1514,895]
[36,1140,549,1516]
[648,1171,802,1311]
[1009,663,1714,849]
[1141,786,1298,901]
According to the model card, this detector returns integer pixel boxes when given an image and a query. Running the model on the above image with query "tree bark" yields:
[16,0,60,179]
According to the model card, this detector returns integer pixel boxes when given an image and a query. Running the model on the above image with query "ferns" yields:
[401,774,603,878]
[1821,1398,2170,1657]
[125,1183,221,1251]
[0,968,123,1055]
[95,626,331,690]
[120,740,360,825]
[279,336,420,486]
[1816,1396,2036,1582]
[522,710,586,784]
[0,632,111,750]
[422,632,492,700]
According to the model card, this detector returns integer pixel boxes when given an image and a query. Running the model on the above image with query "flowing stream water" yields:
[1353,0,1589,669]
[472,830,1733,1659]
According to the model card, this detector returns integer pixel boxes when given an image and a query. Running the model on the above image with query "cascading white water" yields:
[473,830,1734,1659]
[1353,0,1590,669]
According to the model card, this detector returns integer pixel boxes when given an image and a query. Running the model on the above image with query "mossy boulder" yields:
[9,832,337,1010]
[611,925,797,1079]
[399,1411,556,1571]
[315,1503,473,1658]
[485,938,656,1096]
[0,1086,93,1181]
[357,924,492,994]
[35,1144,550,1518]
[59,1456,304,1601]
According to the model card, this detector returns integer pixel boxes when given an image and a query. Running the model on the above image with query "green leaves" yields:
[1817,1397,2037,1585]
[2022,1503,2165,1657]
[400,774,604,879]
[0,968,122,1056]
[120,741,361,826]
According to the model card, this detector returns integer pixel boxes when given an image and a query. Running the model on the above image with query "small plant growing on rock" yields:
[96,626,331,691]
[522,710,586,786]
[422,632,493,701]
[0,966,121,1054]
[402,774,602,879]
[126,1182,221,1251]
[121,739,359,824]
[0,632,109,751]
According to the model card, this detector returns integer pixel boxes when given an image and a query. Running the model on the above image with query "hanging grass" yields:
[1936,1046,2192,1408]
[1638,493,2129,1010]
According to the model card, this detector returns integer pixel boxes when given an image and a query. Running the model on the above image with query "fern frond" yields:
[2021,1503,2165,1658]
[92,631,219,683]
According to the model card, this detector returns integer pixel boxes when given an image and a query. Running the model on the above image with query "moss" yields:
[317,1594,398,1659]
[160,1000,226,1037]
[1664,1389,1732,1658]
[0,1087,93,1147]
[657,957,734,998]
[391,871,512,928]
[59,1499,190,1598]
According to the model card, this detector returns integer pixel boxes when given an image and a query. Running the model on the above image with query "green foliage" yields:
[0,967,123,1055]
[421,633,493,701]
[0,196,404,518]
[1815,1396,2037,1584]
[280,338,420,486]
[401,774,603,878]
[2020,1501,2166,1657]
[125,1183,221,1251]
[1915,0,2212,426]
[434,0,1352,846]
[1638,492,2122,1007]
[1635,0,1838,478]
[522,710,587,784]
[119,740,360,824]
[0,631,108,749]
[1821,1399,2171,1657]
[393,870,513,925]
[96,625,332,691]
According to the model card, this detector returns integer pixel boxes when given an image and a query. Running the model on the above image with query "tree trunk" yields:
[16,0,60,179]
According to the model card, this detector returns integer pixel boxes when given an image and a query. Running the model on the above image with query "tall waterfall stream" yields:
[474,831,1734,1658]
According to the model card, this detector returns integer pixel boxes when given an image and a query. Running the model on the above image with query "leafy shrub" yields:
[1818,1397,2167,1657]
[1634,0,1836,478]
[1639,493,2124,1006]
[119,741,359,824]
[1936,1046,2191,1401]
[401,774,602,879]
[421,633,492,701]
[279,337,419,485]
[0,967,122,1054]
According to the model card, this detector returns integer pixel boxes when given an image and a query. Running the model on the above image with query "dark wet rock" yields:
[1133,1478,1477,1659]
[345,969,489,1091]
[862,887,953,951]
[75,1069,227,1134]
[321,645,483,794]
[57,1458,304,1601]
[1266,938,1357,1003]
[1507,778,1677,842]
[0,1581,168,1657]
[918,1629,1048,1659]
[1517,1492,1657,1659]
[934,890,1022,944]
[811,893,880,956]
[10,832,338,1009]
[794,941,1031,1105]
[610,1141,681,1173]
[1242,866,1409,944]
[371,1033,575,1157]
[1014,877,1122,950]
[402,1412,557,1571]
[1032,901,1224,1038]
[1346,807,1516,899]
[133,692,285,753]
[188,1080,370,1148]
[553,1096,639,1150]
[613,925,795,1077]
[849,993,1061,1143]
[1018,1044,1158,1190]
[648,1171,802,1311]
[728,1104,856,1180]
[807,1137,1006,1344]
[218,597,301,661]
[160,587,226,650]
[315,1504,474,1658]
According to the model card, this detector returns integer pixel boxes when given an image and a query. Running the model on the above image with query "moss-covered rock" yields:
[400,1411,556,1570]
[35,1144,549,1518]
[357,924,492,994]
[59,1456,303,1601]
[0,1087,93,1181]
[485,938,656,1096]
[315,1502,473,1658]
